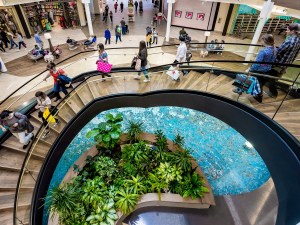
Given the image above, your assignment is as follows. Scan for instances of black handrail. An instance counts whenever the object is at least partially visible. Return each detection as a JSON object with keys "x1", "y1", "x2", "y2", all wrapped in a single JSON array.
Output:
[
  {"x1": 12, "y1": 62, "x2": 300, "y2": 225},
  {"x1": 0, "y1": 42, "x2": 265, "y2": 106},
  {"x1": 31, "y1": 90, "x2": 300, "y2": 225}
]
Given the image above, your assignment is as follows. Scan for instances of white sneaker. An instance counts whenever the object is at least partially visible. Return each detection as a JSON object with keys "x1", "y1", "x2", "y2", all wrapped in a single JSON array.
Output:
[
  {"x1": 143, "y1": 79, "x2": 150, "y2": 82},
  {"x1": 134, "y1": 75, "x2": 141, "y2": 80}
]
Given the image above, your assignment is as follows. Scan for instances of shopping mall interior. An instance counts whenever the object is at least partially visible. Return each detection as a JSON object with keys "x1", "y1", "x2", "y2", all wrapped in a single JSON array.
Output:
[{"x1": 0, "y1": 0, "x2": 299, "y2": 225}]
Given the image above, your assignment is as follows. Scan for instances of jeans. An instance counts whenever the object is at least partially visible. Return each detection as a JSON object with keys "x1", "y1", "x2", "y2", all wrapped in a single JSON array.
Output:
[
  {"x1": 18, "y1": 41, "x2": 26, "y2": 49},
  {"x1": 138, "y1": 66, "x2": 149, "y2": 79},
  {"x1": 10, "y1": 38, "x2": 18, "y2": 49},
  {"x1": 54, "y1": 83, "x2": 68, "y2": 99},
  {"x1": 116, "y1": 35, "x2": 122, "y2": 43},
  {"x1": 122, "y1": 26, "x2": 126, "y2": 35},
  {"x1": 105, "y1": 38, "x2": 111, "y2": 45},
  {"x1": 152, "y1": 37, "x2": 158, "y2": 44},
  {"x1": 12, "y1": 132, "x2": 33, "y2": 145}
]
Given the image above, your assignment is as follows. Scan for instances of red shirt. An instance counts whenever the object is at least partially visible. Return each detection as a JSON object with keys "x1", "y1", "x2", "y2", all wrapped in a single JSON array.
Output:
[{"x1": 50, "y1": 69, "x2": 65, "y2": 84}]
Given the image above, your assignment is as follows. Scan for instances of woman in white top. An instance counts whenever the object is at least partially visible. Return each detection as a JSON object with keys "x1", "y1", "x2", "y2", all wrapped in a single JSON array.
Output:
[
  {"x1": 16, "y1": 32, "x2": 27, "y2": 50},
  {"x1": 35, "y1": 91, "x2": 59, "y2": 138},
  {"x1": 175, "y1": 35, "x2": 187, "y2": 64}
]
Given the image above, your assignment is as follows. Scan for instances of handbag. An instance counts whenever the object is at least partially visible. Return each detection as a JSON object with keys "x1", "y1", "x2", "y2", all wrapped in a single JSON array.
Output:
[
  {"x1": 131, "y1": 56, "x2": 137, "y2": 68},
  {"x1": 135, "y1": 58, "x2": 141, "y2": 71},
  {"x1": 97, "y1": 61, "x2": 112, "y2": 73},
  {"x1": 232, "y1": 74, "x2": 253, "y2": 92},
  {"x1": 43, "y1": 107, "x2": 56, "y2": 123}
]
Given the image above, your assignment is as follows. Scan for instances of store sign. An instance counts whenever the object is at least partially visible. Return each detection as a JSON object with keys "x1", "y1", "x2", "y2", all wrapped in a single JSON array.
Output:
[{"x1": 1, "y1": 0, "x2": 44, "y2": 6}]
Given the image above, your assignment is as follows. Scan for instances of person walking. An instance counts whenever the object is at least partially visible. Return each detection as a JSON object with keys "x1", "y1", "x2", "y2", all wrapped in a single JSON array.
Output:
[
  {"x1": 102, "y1": 11, "x2": 108, "y2": 22},
  {"x1": 139, "y1": 0, "x2": 143, "y2": 12},
  {"x1": 44, "y1": 63, "x2": 69, "y2": 102},
  {"x1": 16, "y1": 32, "x2": 26, "y2": 50},
  {"x1": 104, "y1": 28, "x2": 111, "y2": 45},
  {"x1": 105, "y1": 4, "x2": 109, "y2": 15},
  {"x1": 120, "y1": 18, "x2": 126, "y2": 35},
  {"x1": 120, "y1": 1, "x2": 124, "y2": 12},
  {"x1": 0, "y1": 110, "x2": 34, "y2": 149},
  {"x1": 0, "y1": 40, "x2": 6, "y2": 53},
  {"x1": 7, "y1": 32, "x2": 18, "y2": 49},
  {"x1": 136, "y1": 40, "x2": 150, "y2": 82},
  {"x1": 34, "y1": 31, "x2": 43, "y2": 49},
  {"x1": 114, "y1": 2, "x2": 118, "y2": 13},
  {"x1": 174, "y1": 35, "x2": 187, "y2": 68},
  {"x1": 35, "y1": 91, "x2": 59, "y2": 139},
  {"x1": 152, "y1": 28, "x2": 158, "y2": 45},
  {"x1": 0, "y1": 30, "x2": 9, "y2": 48},
  {"x1": 152, "y1": 13, "x2": 158, "y2": 27},
  {"x1": 97, "y1": 43, "x2": 111, "y2": 80},
  {"x1": 115, "y1": 25, "x2": 122, "y2": 43},
  {"x1": 243, "y1": 34, "x2": 276, "y2": 103},
  {"x1": 109, "y1": 11, "x2": 113, "y2": 23},
  {"x1": 134, "y1": 0, "x2": 138, "y2": 12},
  {"x1": 146, "y1": 32, "x2": 152, "y2": 47}
]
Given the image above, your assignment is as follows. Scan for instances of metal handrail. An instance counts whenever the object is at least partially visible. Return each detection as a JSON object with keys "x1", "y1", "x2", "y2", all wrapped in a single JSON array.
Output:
[
  {"x1": 12, "y1": 62, "x2": 300, "y2": 225},
  {"x1": 1, "y1": 42, "x2": 265, "y2": 106}
]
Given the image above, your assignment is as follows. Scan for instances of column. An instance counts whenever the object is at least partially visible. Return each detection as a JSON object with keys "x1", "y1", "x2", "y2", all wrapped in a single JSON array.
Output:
[
  {"x1": 245, "y1": 0, "x2": 274, "y2": 62},
  {"x1": 165, "y1": 0, "x2": 174, "y2": 42},
  {"x1": 82, "y1": 0, "x2": 94, "y2": 36},
  {"x1": 0, "y1": 57, "x2": 7, "y2": 73},
  {"x1": 77, "y1": 0, "x2": 87, "y2": 26}
]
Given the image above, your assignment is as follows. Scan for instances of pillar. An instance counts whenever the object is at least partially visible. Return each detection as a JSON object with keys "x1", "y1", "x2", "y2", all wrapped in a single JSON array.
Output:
[
  {"x1": 77, "y1": 0, "x2": 87, "y2": 26},
  {"x1": 245, "y1": 0, "x2": 274, "y2": 62},
  {"x1": 82, "y1": 0, "x2": 94, "y2": 36},
  {"x1": 0, "y1": 57, "x2": 7, "y2": 73},
  {"x1": 165, "y1": 0, "x2": 174, "y2": 42}
]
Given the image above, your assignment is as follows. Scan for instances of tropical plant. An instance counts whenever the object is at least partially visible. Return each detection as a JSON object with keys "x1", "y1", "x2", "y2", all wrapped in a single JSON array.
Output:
[
  {"x1": 122, "y1": 141, "x2": 150, "y2": 169},
  {"x1": 173, "y1": 134, "x2": 185, "y2": 148},
  {"x1": 81, "y1": 177, "x2": 107, "y2": 208},
  {"x1": 122, "y1": 161, "x2": 138, "y2": 176},
  {"x1": 86, "y1": 113, "x2": 123, "y2": 151},
  {"x1": 156, "y1": 162, "x2": 183, "y2": 184},
  {"x1": 46, "y1": 183, "x2": 83, "y2": 224},
  {"x1": 147, "y1": 172, "x2": 168, "y2": 200},
  {"x1": 124, "y1": 175, "x2": 147, "y2": 194},
  {"x1": 116, "y1": 187, "x2": 140, "y2": 214},
  {"x1": 86, "y1": 199, "x2": 118, "y2": 225},
  {"x1": 169, "y1": 149, "x2": 193, "y2": 172},
  {"x1": 93, "y1": 156, "x2": 118, "y2": 181},
  {"x1": 126, "y1": 120, "x2": 144, "y2": 143},
  {"x1": 155, "y1": 129, "x2": 168, "y2": 151},
  {"x1": 180, "y1": 172, "x2": 209, "y2": 199}
]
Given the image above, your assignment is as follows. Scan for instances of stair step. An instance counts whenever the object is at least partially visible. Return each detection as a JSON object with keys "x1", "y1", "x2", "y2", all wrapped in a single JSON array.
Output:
[
  {"x1": 0, "y1": 191, "x2": 32, "y2": 211},
  {"x1": 0, "y1": 207, "x2": 29, "y2": 225},
  {"x1": 0, "y1": 171, "x2": 35, "y2": 190},
  {"x1": 75, "y1": 82, "x2": 95, "y2": 104}
]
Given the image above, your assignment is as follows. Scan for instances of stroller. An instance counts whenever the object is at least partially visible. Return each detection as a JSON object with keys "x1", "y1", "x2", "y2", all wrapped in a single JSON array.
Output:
[{"x1": 66, "y1": 37, "x2": 79, "y2": 50}]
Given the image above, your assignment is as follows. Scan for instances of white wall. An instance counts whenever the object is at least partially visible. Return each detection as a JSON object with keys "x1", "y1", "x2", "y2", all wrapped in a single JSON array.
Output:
[
  {"x1": 214, "y1": 3, "x2": 230, "y2": 32},
  {"x1": 171, "y1": 0, "x2": 217, "y2": 30}
]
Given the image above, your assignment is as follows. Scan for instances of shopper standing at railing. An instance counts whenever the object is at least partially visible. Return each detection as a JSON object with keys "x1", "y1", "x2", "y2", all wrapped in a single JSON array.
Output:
[
  {"x1": 43, "y1": 63, "x2": 69, "y2": 102},
  {"x1": 246, "y1": 34, "x2": 276, "y2": 103},
  {"x1": 136, "y1": 40, "x2": 150, "y2": 82},
  {"x1": 0, "y1": 110, "x2": 34, "y2": 149},
  {"x1": 269, "y1": 23, "x2": 300, "y2": 98}
]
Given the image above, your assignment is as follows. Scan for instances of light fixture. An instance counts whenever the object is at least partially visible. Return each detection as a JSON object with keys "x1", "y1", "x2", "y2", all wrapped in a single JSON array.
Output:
[{"x1": 244, "y1": 141, "x2": 253, "y2": 150}]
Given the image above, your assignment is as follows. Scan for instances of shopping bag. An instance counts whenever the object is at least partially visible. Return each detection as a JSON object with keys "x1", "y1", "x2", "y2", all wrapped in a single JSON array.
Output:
[
  {"x1": 131, "y1": 56, "x2": 137, "y2": 68},
  {"x1": 135, "y1": 58, "x2": 141, "y2": 71},
  {"x1": 166, "y1": 66, "x2": 181, "y2": 80},
  {"x1": 43, "y1": 107, "x2": 56, "y2": 123},
  {"x1": 97, "y1": 61, "x2": 113, "y2": 73},
  {"x1": 232, "y1": 74, "x2": 253, "y2": 92}
]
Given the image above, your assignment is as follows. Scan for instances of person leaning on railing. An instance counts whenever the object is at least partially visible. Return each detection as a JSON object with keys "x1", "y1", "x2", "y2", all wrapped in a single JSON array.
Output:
[
  {"x1": 248, "y1": 34, "x2": 276, "y2": 103},
  {"x1": 268, "y1": 23, "x2": 300, "y2": 98}
]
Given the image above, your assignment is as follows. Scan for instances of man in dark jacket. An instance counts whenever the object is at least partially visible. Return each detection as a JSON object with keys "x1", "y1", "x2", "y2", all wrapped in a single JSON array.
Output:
[{"x1": 0, "y1": 30, "x2": 9, "y2": 48}]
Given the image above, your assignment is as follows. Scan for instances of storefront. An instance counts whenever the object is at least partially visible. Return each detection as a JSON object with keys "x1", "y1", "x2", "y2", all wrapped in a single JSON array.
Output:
[
  {"x1": 22, "y1": 0, "x2": 81, "y2": 34},
  {"x1": 0, "y1": 7, "x2": 20, "y2": 34}
]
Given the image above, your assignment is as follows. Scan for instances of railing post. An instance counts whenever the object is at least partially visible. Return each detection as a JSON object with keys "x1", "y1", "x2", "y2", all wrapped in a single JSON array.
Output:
[{"x1": 272, "y1": 72, "x2": 300, "y2": 120}]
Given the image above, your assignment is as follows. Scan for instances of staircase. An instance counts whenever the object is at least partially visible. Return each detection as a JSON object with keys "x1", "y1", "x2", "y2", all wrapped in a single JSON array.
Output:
[{"x1": 0, "y1": 71, "x2": 299, "y2": 225}]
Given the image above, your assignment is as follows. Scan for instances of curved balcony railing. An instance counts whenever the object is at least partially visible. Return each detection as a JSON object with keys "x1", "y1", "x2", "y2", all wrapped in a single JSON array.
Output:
[
  {"x1": 12, "y1": 59, "x2": 300, "y2": 225},
  {"x1": 1, "y1": 43, "x2": 267, "y2": 112}
]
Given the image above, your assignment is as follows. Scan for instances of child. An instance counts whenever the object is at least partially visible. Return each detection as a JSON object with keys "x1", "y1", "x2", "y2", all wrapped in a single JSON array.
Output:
[
  {"x1": 146, "y1": 32, "x2": 152, "y2": 47},
  {"x1": 152, "y1": 28, "x2": 158, "y2": 45}
]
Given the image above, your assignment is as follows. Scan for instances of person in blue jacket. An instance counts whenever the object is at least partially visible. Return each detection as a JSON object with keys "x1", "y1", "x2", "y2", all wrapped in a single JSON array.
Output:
[{"x1": 104, "y1": 28, "x2": 111, "y2": 45}]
